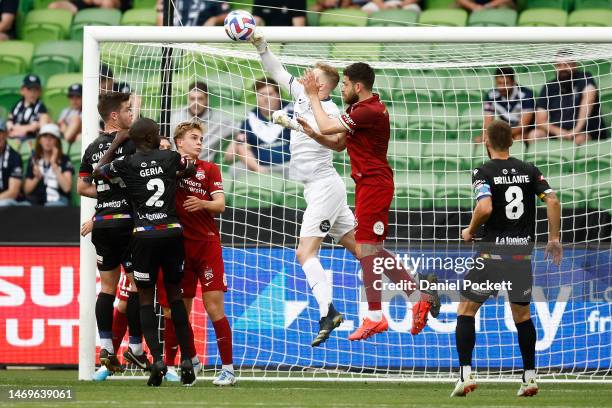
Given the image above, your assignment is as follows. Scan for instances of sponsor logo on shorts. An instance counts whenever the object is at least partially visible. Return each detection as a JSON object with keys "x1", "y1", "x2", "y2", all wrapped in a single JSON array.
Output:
[
  {"x1": 373, "y1": 221, "x2": 385, "y2": 236},
  {"x1": 133, "y1": 271, "x2": 150, "y2": 281},
  {"x1": 319, "y1": 220, "x2": 331, "y2": 233},
  {"x1": 204, "y1": 267, "x2": 213, "y2": 282}
]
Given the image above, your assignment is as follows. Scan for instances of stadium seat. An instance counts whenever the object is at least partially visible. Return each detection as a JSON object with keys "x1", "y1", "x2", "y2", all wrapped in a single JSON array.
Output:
[
  {"x1": 425, "y1": 0, "x2": 456, "y2": 8},
  {"x1": 280, "y1": 180, "x2": 307, "y2": 209},
  {"x1": 333, "y1": 151, "x2": 351, "y2": 176},
  {"x1": 367, "y1": 9, "x2": 419, "y2": 26},
  {"x1": 388, "y1": 141, "x2": 423, "y2": 171},
  {"x1": 33, "y1": 0, "x2": 55, "y2": 8},
  {"x1": 0, "y1": 41, "x2": 34, "y2": 76},
  {"x1": 282, "y1": 43, "x2": 332, "y2": 59},
  {"x1": 518, "y1": 8, "x2": 568, "y2": 26},
  {"x1": 0, "y1": 75, "x2": 24, "y2": 113},
  {"x1": 331, "y1": 43, "x2": 381, "y2": 61},
  {"x1": 527, "y1": 0, "x2": 572, "y2": 9},
  {"x1": 568, "y1": 9, "x2": 612, "y2": 26},
  {"x1": 589, "y1": 180, "x2": 611, "y2": 210},
  {"x1": 548, "y1": 174, "x2": 589, "y2": 208},
  {"x1": 100, "y1": 43, "x2": 134, "y2": 72},
  {"x1": 407, "y1": 106, "x2": 458, "y2": 141},
  {"x1": 393, "y1": 172, "x2": 437, "y2": 209},
  {"x1": 435, "y1": 172, "x2": 473, "y2": 209},
  {"x1": 232, "y1": 172, "x2": 283, "y2": 208},
  {"x1": 121, "y1": 9, "x2": 157, "y2": 26},
  {"x1": 574, "y1": 139, "x2": 612, "y2": 174},
  {"x1": 456, "y1": 107, "x2": 484, "y2": 140},
  {"x1": 573, "y1": 0, "x2": 612, "y2": 9},
  {"x1": 132, "y1": 0, "x2": 157, "y2": 8},
  {"x1": 419, "y1": 9, "x2": 468, "y2": 27},
  {"x1": 319, "y1": 8, "x2": 368, "y2": 26},
  {"x1": 421, "y1": 142, "x2": 474, "y2": 172},
  {"x1": 524, "y1": 139, "x2": 576, "y2": 175},
  {"x1": 43, "y1": 73, "x2": 83, "y2": 120},
  {"x1": 468, "y1": 8, "x2": 518, "y2": 27},
  {"x1": 373, "y1": 71, "x2": 397, "y2": 103},
  {"x1": 23, "y1": 9, "x2": 73, "y2": 44},
  {"x1": 31, "y1": 41, "x2": 82, "y2": 82},
  {"x1": 16, "y1": 0, "x2": 34, "y2": 39},
  {"x1": 71, "y1": 9, "x2": 123, "y2": 41},
  {"x1": 515, "y1": 70, "x2": 551, "y2": 93},
  {"x1": 394, "y1": 72, "x2": 446, "y2": 106},
  {"x1": 444, "y1": 74, "x2": 493, "y2": 108}
]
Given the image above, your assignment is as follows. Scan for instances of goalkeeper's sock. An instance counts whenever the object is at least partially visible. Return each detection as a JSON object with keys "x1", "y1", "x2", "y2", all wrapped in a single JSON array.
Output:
[
  {"x1": 516, "y1": 318, "x2": 536, "y2": 372},
  {"x1": 303, "y1": 257, "x2": 331, "y2": 318},
  {"x1": 96, "y1": 292, "x2": 115, "y2": 353},
  {"x1": 164, "y1": 317, "x2": 178, "y2": 366},
  {"x1": 378, "y1": 249, "x2": 418, "y2": 298},
  {"x1": 359, "y1": 254, "x2": 382, "y2": 319},
  {"x1": 456, "y1": 315, "x2": 476, "y2": 370},
  {"x1": 523, "y1": 369, "x2": 536, "y2": 383},
  {"x1": 460, "y1": 365, "x2": 472, "y2": 382},
  {"x1": 213, "y1": 317, "x2": 234, "y2": 366},
  {"x1": 140, "y1": 304, "x2": 162, "y2": 362},
  {"x1": 111, "y1": 308, "x2": 128, "y2": 353}
]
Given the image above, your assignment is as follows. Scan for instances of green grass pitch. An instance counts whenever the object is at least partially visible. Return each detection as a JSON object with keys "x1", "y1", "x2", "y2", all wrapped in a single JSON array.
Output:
[{"x1": 0, "y1": 370, "x2": 610, "y2": 408}]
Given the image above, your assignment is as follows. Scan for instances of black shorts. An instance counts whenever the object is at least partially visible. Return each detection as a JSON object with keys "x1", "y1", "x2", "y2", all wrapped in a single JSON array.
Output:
[
  {"x1": 130, "y1": 233, "x2": 184, "y2": 289},
  {"x1": 91, "y1": 225, "x2": 133, "y2": 272},
  {"x1": 460, "y1": 256, "x2": 533, "y2": 304}
]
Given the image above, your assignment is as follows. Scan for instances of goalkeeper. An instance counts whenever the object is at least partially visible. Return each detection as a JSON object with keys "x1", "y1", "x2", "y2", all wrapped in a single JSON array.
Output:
[{"x1": 250, "y1": 30, "x2": 357, "y2": 347}]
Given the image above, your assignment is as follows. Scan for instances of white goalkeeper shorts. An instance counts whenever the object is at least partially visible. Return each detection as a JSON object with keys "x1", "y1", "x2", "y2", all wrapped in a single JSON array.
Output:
[{"x1": 300, "y1": 174, "x2": 355, "y2": 242}]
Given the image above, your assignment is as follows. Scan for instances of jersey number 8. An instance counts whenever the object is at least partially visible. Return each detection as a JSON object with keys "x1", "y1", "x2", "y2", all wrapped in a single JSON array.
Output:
[{"x1": 505, "y1": 185, "x2": 524, "y2": 220}]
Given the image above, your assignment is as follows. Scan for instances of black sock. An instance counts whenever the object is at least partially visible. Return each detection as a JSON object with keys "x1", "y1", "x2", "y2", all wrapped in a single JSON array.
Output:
[
  {"x1": 127, "y1": 292, "x2": 142, "y2": 339},
  {"x1": 140, "y1": 304, "x2": 162, "y2": 362},
  {"x1": 516, "y1": 319, "x2": 536, "y2": 372},
  {"x1": 95, "y1": 292, "x2": 115, "y2": 338},
  {"x1": 456, "y1": 315, "x2": 476, "y2": 377},
  {"x1": 170, "y1": 300, "x2": 193, "y2": 361}
]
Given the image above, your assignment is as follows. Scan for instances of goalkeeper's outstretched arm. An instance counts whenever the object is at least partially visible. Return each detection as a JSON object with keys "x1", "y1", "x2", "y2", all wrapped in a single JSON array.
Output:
[{"x1": 251, "y1": 29, "x2": 301, "y2": 97}]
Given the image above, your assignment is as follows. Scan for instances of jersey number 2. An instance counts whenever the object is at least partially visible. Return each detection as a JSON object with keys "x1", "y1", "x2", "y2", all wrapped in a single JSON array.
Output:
[
  {"x1": 505, "y1": 185, "x2": 524, "y2": 220},
  {"x1": 146, "y1": 178, "x2": 165, "y2": 208}
]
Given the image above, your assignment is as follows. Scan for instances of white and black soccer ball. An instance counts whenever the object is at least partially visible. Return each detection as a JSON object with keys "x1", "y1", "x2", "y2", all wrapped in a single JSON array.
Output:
[{"x1": 224, "y1": 10, "x2": 256, "y2": 42}]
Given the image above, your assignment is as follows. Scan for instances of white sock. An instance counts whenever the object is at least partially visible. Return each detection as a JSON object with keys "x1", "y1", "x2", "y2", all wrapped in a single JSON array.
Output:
[
  {"x1": 192, "y1": 356, "x2": 200, "y2": 365},
  {"x1": 366, "y1": 310, "x2": 383, "y2": 322},
  {"x1": 303, "y1": 257, "x2": 331, "y2": 318},
  {"x1": 461, "y1": 365, "x2": 472, "y2": 381},
  {"x1": 100, "y1": 339, "x2": 114, "y2": 354},
  {"x1": 129, "y1": 341, "x2": 143, "y2": 356},
  {"x1": 523, "y1": 369, "x2": 536, "y2": 382},
  {"x1": 222, "y1": 364, "x2": 234, "y2": 373}
]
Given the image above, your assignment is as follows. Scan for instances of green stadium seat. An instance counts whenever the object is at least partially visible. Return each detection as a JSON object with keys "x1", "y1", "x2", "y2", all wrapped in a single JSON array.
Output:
[
  {"x1": 394, "y1": 72, "x2": 446, "y2": 106},
  {"x1": 33, "y1": 0, "x2": 55, "y2": 8},
  {"x1": 527, "y1": 0, "x2": 572, "y2": 9},
  {"x1": 319, "y1": 8, "x2": 368, "y2": 26},
  {"x1": 470, "y1": 141, "x2": 528, "y2": 168},
  {"x1": 518, "y1": 8, "x2": 568, "y2": 26},
  {"x1": 68, "y1": 140, "x2": 81, "y2": 163},
  {"x1": 435, "y1": 172, "x2": 474, "y2": 209},
  {"x1": 548, "y1": 174, "x2": 589, "y2": 208},
  {"x1": 515, "y1": 70, "x2": 551, "y2": 93},
  {"x1": 71, "y1": 9, "x2": 122, "y2": 41},
  {"x1": 43, "y1": 73, "x2": 82, "y2": 120},
  {"x1": 574, "y1": 139, "x2": 612, "y2": 173},
  {"x1": 468, "y1": 8, "x2": 518, "y2": 27},
  {"x1": 32, "y1": 41, "x2": 82, "y2": 82},
  {"x1": 282, "y1": 43, "x2": 332, "y2": 59},
  {"x1": 421, "y1": 141, "x2": 474, "y2": 172},
  {"x1": 121, "y1": 9, "x2": 157, "y2": 26},
  {"x1": 456, "y1": 107, "x2": 484, "y2": 140},
  {"x1": 381, "y1": 43, "x2": 432, "y2": 63},
  {"x1": 23, "y1": 9, "x2": 73, "y2": 44},
  {"x1": 589, "y1": 178, "x2": 611, "y2": 210},
  {"x1": 419, "y1": 9, "x2": 468, "y2": 26},
  {"x1": 524, "y1": 139, "x2": 576, "y2": 175},
  {"x1": 331, "y1": 43, "x2": 381, "y2": 61},
  {"x1": 132, "y1": 0, "x2": 157, "y2": 8},
  {"x1": 200, "y1": 71, "x2": 246, "y2": 107},
  {"x1": 333, "y1": 151, "x2": 351, "y2": 176},
  {"x1": 0, "y1": 41, "x2": 34, "y2": 76},
  {"x1": 393, "y1": 172, "x2": 436, "y2": 209},
  {"x1": 0, "y1": 75, "x2": 24, "y2": 113},
  {"x1": 280, "y1": 180, "x2": 307, "y2": 209},
  {"x1": 373, "y1": 71, "x2": 397, "y2": 103},
  {"x1": 368, "y1": 9, "x2": 419, "y2": 26},
  {"x1": 388, "y1": 140, "x2": 423, "y2": 171},
  {"x1": 573, "y1": 0, "x2": 612, "y2": 9},
  {"x1": 16, "y1": 0, "x2": 34, "y2": 39},
  {"x1": 444, "y1": 75, "x2": 493, "y2": 108},
  {"x1": 406, "y1": 106, "x2": 458, "y2": 141},
  {"x1": 568, "y1": 9, "x2": 612, "y2": 26},
  {"x1": 231, "y1": 172, "x2": 282, "y2": 208},
  {"x1": 425, "y1": 0, "x2": 456, "y2": 8}
]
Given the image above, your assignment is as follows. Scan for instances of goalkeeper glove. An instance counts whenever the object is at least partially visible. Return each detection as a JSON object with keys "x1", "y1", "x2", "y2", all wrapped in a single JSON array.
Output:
[
  {"x1": 272, "y1": 110, "x2": 304, "y2": 133},
  {"x1": 249, "y1": 28, "x2": 268, "y2": 54}
]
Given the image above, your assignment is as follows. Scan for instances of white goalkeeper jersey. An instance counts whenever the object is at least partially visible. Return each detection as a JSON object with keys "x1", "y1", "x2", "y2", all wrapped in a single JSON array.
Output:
[{"x1": 286, "y1": 77, "x2": 340, "y2": 183}]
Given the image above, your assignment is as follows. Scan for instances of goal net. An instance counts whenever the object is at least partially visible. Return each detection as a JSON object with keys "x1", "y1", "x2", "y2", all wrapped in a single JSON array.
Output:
[{"x1": 80, "y1": 27, "x2": 612, "y2": 381}]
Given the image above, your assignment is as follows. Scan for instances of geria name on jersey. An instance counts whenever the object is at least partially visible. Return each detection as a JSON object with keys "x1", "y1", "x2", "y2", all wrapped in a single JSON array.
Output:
[{"x1": 139, "y1": 166, "x2": 164, "y2": 177}]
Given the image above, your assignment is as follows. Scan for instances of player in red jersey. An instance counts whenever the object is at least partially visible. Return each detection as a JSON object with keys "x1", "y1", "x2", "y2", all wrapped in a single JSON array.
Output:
[
  {"x1": 165, "y1": 121, "x2": 236, "y2": 386},
  {"x1": 299, "y1": 63, "x2": 440, "y2": 339}
]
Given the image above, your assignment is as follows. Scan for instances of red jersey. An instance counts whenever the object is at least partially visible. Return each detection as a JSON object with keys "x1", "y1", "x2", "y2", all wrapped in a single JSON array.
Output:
[
  {"x1": 339, "y1": 94, "x2": 393, "y2": 186},
  {"x1": 176, "y1": 159, "x2": 224, "y2": 241}
]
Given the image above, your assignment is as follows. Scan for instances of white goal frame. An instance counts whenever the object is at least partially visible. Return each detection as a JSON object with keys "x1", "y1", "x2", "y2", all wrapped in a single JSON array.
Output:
[{"x1": 78, "y1": 26, "x2": 612, "y2": 381}]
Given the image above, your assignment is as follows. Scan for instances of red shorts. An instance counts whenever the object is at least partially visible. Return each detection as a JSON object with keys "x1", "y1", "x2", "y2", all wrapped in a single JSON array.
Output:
[
  {"x1": 354, "y1": 182, "x2": 394, "y2": 243},
  {"x1": 156, "y1": 240, "x2": 226, "y2": 308},
  {"x1": 116, "y1": 273, "x2": 135, "y2": 302}
]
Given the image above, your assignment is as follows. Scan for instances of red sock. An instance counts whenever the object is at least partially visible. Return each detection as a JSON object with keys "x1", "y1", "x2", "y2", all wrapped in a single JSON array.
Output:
[
  {"x1": 360, "y1": 254, "x2": 381, "y2": 311},
  {"x1": 212, "y1": 317, "x2": 233, "y2": 365},
  {"x1": 379, "y1": 249, "x2": 418, "y2": 298},
  {"x1": 164, "y1": 318, "x2": 178, "y2": 366},
  {"x1": 112, "y1": 309, "x2": 128, "y2": 354}
]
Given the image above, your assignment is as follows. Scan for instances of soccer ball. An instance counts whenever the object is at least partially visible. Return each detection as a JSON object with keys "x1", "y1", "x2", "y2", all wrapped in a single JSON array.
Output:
[{"x1": 224, "y1": 10, "x2": 256, "y2": 42}]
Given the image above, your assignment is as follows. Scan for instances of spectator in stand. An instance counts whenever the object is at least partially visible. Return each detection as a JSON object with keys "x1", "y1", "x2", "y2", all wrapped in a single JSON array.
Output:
[
  {"x1": 156, "y1": 0, "x2": 229, "y2": 26},
  {"x1": 23, "y1": 124, "x2": 74, "y2": 206},
  {"x1": 7, "y1": 74, "x2": 50, "y2": 142},
  {"x1": 0, "y1": 0, "x2": 17, "y2": 41},
  {"x1": 252, "y1": 0, "x2": 306, "y2": 26},
  {"x1": 476, "y1": 67, "x2": 534, "y2": 143},
  {"x1": 224, "y1": 78, "x2": 292, "y2": 177},
  {"x1": 529, "y1": 51, "x2": 610, "y2": 145},
  {"x1": 169, "y1": 81, "x2": 235, "y2": 162},
  {"x1": 0, "y1": 119, "x2": 24, "y2": 206},
  {"x1": 49, "y1": 0, "x2": 131, "y2": 15},
  {"x1": 344, "y1": 0, "x2": 422, "y2": 14},
  {"x1": 457, "y1": 0, "x2": 514, "y2": 12},
  {"x1": 58, "y1": 83, "x2": 82, "y2": 144}
]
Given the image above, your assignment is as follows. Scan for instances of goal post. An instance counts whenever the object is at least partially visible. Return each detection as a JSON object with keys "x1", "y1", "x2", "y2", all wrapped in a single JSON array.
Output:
[{"x1": 79, "y1": 26, "x2": 612, "y2": 381}]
